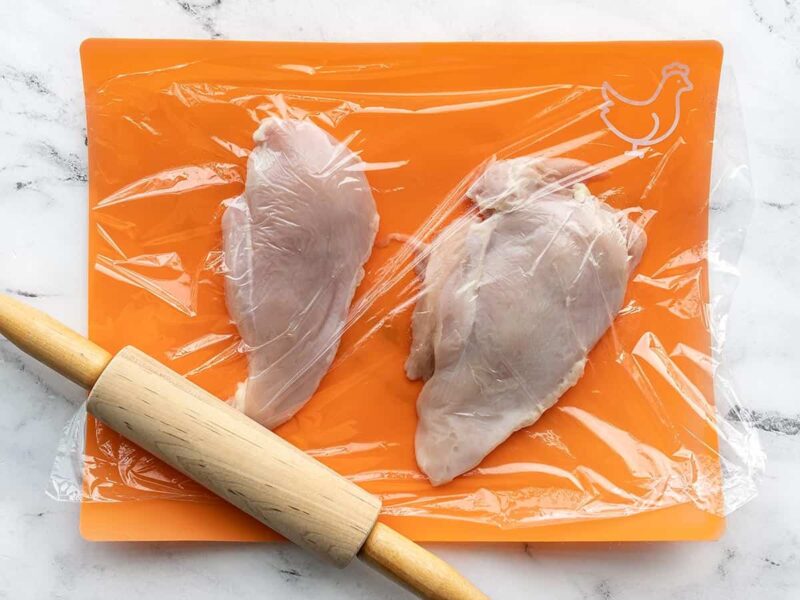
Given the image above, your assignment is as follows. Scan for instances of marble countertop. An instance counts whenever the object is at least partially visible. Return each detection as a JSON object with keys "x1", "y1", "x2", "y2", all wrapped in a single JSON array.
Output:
[{"x1": 1, "y1": 1, "x2": 798, "y2": 598}]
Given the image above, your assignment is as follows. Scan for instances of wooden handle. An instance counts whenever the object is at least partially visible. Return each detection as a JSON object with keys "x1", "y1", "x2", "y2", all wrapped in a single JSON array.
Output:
[
  {"x1": 0, "y1": 293, "x2": 111, "y2": 388},
  {"x1": 360, "y1": 523, "x2": 489, "y2": 600},
  {"x1": 0, "y1": 293, "x2": 488, "y2": 597}
]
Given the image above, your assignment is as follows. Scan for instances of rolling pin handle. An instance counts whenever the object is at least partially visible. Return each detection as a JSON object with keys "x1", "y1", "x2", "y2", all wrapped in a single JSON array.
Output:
[{"x1": 0, "y1": 293, "x2": 111, "y2": 388}]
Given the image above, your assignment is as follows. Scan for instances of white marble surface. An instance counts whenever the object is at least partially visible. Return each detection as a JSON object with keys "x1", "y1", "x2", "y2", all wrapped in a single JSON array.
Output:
[{"x1": 0, "y1": 0, "x2": 798, "y2": 598}]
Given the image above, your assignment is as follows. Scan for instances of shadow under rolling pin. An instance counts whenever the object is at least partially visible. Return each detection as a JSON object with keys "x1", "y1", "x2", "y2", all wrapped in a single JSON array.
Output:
[{"x1": 0, "y1": 293, "x2": 488, "y2": 600}]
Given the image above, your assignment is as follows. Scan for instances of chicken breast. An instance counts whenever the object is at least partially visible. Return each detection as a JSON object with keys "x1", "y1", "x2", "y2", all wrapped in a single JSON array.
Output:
[
  {"x1": 407, "y1": 156, "x2": 646, "y2": 485},
  {"x1": 223, "y1": 118, "x2": 378, "y2": 429}
]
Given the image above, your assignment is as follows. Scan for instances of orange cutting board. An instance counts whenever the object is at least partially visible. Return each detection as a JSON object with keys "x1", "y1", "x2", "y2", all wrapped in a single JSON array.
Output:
[{"x1": 80, "y1": 39, "x2": 725, "y2": 542}]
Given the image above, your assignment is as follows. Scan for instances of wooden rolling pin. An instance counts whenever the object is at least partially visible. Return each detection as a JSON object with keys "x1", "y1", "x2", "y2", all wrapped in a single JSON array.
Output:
[{"x1": 0, "y1": 293, "x2": 487, "y2": 600}]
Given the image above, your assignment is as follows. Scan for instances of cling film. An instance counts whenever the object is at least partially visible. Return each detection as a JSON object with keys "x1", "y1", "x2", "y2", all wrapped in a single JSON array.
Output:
[{"x1": 48, "y1": 39, "x2": 762, "y2": 542}]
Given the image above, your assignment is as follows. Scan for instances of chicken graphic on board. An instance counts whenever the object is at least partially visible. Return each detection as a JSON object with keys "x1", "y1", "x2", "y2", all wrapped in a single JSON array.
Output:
[{"x1": 600, "y1": 63, "x2": 693, "y2": 154}]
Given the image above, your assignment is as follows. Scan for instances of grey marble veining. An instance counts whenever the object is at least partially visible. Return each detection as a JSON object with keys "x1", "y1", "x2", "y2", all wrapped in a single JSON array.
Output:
[{"x1": 1, "y1": 0, "x2": 799, "y2": 598}]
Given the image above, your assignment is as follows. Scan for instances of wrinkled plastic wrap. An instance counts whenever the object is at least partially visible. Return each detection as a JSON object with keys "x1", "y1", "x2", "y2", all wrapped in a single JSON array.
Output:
[{"x1": 51, "y1": 40, "x2": 763, "y2": 542}]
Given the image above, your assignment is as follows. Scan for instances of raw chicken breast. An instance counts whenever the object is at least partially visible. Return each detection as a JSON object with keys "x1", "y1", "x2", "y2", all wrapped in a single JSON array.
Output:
[
  {"x1": 407, "y1": 156, "x2": 646, "y2": 485},
  {"x1": 223, "y1": 118, "x2": 378, "y2": 429}
]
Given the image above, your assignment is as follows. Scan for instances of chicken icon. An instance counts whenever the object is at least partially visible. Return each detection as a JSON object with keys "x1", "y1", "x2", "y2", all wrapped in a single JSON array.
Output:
[{"x1": 600, "y1": 62, "x2": 693, "y2": 154}]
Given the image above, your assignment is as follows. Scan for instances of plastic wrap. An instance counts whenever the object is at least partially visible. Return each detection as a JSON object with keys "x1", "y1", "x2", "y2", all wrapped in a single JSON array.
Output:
[{"x1": 50, "y1": 39, "x2": 762, "y2": 542}]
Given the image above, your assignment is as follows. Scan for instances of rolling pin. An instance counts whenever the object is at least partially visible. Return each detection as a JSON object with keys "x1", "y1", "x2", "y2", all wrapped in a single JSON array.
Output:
[{"x1": 0, "y1": 293, "x2": 487, "y2": 600}]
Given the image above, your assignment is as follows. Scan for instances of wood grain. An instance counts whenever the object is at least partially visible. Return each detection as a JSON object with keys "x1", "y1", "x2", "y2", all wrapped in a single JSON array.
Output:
[
  {"x1": 360, "y1": 522, "x2": 489, "y2": 600},
  {"x1": 0, "y1": 293, "x2": 111, "y2": 388},
  {"x1": 87, "y1": 346, "x2": 382, "y2": 567},
  {"x1": 0, "y1": 296, "x2": 488, "y2": 596}
]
